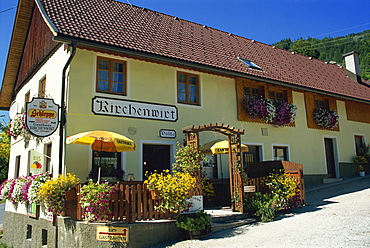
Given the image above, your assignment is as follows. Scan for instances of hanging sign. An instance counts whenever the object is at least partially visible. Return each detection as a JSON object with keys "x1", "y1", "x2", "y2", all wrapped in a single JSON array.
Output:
[
  {"x1": 25, "y1": 98, "x2": 59, "y2": 137},
  {"x1": 29, "y1": 150, "x2": 45, "y2": 175},
  {"x1": 96, "y1": 226, "x2": 129, "y2": 242}
]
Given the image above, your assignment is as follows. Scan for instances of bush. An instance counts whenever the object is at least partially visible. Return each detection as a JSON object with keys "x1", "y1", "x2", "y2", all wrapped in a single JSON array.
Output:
[
  {"x1": 247, "y1": 193, "x2": 279, "y2": 222},
  {"x1": 176, "y1": 211, "x2": 211, "y2": 231}
]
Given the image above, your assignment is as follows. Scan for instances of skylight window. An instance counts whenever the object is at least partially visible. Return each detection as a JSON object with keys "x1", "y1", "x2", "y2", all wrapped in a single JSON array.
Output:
[{"x1": 237, "y1": 57, "x2": 262, "y2": 70}]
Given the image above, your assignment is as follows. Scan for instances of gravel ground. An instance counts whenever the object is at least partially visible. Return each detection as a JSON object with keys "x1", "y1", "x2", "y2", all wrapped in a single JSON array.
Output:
[{"x1": 162, "y1": 176, "x2": 370, "y2": 248}]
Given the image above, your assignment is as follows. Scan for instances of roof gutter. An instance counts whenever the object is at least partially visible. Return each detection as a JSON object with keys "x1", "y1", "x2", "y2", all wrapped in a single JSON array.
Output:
[
  {"x1": 53, "y1": 35, "x2": 370, "y2": 105},
  {"x1": 59, "y1": 41, "x2": 77, "y2": 175}
]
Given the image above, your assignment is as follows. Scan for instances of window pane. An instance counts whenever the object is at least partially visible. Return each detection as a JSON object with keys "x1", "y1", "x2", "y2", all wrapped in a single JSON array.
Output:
[
  {"x1": 113, "y1": 62, "x2": 123, "y2": 72},
  {"x1": 189, "y1": 85, "x2": 197, "y2": 94},
  {"x1": 189, "y1": 76, "x2": 197, "y2": 85},
  {"x1": 98, "y1": 81, "x2": 109, "y2": 91},
  {"x1": 178, "y1": 83, "x2": 186, "y2": 93},
  {"x1": 113, "y1": 72, "x2": 123, "y2": 82},
  {"x1": 112, "y1": 83, "x2": 123, "y2": 93},
  {"x1": 178, "y1": 74, "x2": 186, "y2": 83},
  {"x1": 178, "y1": 92, "x2": 186, "y2": 102},
  {"x1": 98, "y1": 59, "x2": 109, "y2": 70},
  {"x1": 98, "y1": 70, "x2": 109, "y2": 80},
  {"x1": 189, "y1": 94, "x2": 197, "y2": 103}
]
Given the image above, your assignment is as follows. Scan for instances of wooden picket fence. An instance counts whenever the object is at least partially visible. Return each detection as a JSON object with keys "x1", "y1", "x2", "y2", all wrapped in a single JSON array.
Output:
[
  {"x1": 243, "y1": 161, "x2": 306, "y2": 206},
  {"x1": 64, "y1": 181, "x2": 201, "y2": 223}
]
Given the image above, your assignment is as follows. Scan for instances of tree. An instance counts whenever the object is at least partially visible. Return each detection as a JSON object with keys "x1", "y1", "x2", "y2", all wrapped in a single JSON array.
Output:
[
  {"x1": 0, "y1": 120, "x2": 10, "y2": 183},
  {"x1": 290, "y1": 39, "x2": 320, "y2": 59}
]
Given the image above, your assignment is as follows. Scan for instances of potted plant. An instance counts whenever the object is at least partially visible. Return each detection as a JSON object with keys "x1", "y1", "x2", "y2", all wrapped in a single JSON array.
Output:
[
  {"x1": 144, "y1": 169, "x2": 196, "y2": 212},
  {"x1": 175, "y1": 210, "x2": 212, "y2": 239},
  {"x1": 353, "y1": 156, "x2": 367, "y2": 177}
]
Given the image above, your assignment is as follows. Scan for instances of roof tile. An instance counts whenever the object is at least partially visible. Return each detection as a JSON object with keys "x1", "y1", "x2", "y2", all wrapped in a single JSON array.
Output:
[{"x1": 39, "y1": 0, "x2": 370, "y2": 101}]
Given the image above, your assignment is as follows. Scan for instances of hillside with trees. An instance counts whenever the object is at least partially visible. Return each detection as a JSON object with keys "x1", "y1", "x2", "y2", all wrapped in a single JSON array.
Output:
[{"x1": 272, "y1": 30, "x2": 370, "y2": 80}]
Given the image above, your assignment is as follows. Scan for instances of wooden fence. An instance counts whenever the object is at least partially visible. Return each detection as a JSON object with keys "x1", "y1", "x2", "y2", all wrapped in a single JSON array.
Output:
[
  {"x1": 243, "y1": 161, "x2": 306, "y2": 206},
  {"x1": 64, "y1": 181, "x2": 201, "y2": 223}
]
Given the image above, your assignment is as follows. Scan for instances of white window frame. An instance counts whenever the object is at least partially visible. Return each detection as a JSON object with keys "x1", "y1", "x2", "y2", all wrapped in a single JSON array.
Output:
[{"x1": 272, "y1": 143, "x2": 290, "y2": 161}]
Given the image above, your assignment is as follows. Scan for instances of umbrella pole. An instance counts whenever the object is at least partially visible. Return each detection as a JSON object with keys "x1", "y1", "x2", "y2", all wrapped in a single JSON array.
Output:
[
  {"x1": 98, "y1": 167, "x2": 101, "y2": 184},
  {"x1": 220, "y1": 154, "x2": 223, "y2": 181}
]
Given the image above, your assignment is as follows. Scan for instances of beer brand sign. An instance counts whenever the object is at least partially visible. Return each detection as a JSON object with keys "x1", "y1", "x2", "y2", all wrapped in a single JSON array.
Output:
[{"x1": 26, "y1": 98, "x2": 59, "y2": 137}]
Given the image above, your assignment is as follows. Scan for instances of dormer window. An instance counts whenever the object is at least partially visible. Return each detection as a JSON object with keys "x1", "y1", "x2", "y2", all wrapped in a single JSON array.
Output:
[{"x1": 237, "y1": 57, "x2": 262, "y2": 70}]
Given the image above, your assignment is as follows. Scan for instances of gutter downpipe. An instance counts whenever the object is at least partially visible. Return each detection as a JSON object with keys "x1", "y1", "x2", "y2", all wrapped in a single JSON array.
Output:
[{"x1": 59, "y1": 41, "x2": 77, "y2": 175}]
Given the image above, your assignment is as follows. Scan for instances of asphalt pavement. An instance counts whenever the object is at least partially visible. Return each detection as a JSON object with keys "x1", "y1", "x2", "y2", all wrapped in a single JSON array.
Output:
[{"x1": 164, "y1": 175, "x2": 370, "y2": 248}]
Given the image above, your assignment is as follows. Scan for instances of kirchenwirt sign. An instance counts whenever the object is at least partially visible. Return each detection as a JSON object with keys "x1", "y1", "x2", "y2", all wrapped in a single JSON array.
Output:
[
  {"x1": 25, "y1": 98, "x2": 59, "y2": 137},
  {"x1": 92, "y1": 97, "x2": 178, "y2": 122}
]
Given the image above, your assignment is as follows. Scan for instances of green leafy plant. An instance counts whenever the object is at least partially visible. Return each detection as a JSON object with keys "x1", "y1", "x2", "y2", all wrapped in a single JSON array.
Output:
[
  {"x1": 173, "y1": 143, "x2": 202, "y2": 176},
  {"x1": 264, "y1": 170, "x2": 301, "y2": 209},
  {"x1": 37, "y1": 173, "x2": 80, "y2": 215},
  {"x1": 144, "y1": 170, "x2": 196, "y2": 212},
  {"x1": 353, "y1": 156, "x2": 367, "y2": 171},
  {"x1": 176, "y1": 210, "x2": 211, "y2": 231},
  {"x1": 247, "y1": 192, "x2": 279, "y2": 222},
  {"x1": 201, "y1": 178, "x2": 215, "y2": 202},
  {"x1": 79, "y1": 180, "x2": 118, "y2": 222}
]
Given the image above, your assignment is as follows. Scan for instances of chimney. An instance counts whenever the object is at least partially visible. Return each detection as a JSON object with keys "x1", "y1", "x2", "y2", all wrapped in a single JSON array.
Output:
[{"x1": 343, "y1": 51, "x2": 361, "y2": 82}]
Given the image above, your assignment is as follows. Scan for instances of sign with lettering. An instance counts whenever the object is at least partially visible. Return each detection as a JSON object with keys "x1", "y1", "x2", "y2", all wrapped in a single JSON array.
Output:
[
  {"x1": 159, "y1": 129, "x2": 176, "y2": 138},
  {"x1": 29, "y1": 150, "x2": 45, "y2": 175},
  {"x1": 92, "y1": 97, "x2": 178, "y2": 122},
  {"x1": 96, "y1": 226, "x2": 129, "y2": 242},
  {"x1": 25, "y1": 98, "x2": 59, "y2": 137},
  {"x1": 244, "y1": 186, "x2": 256, "y2": 193}
]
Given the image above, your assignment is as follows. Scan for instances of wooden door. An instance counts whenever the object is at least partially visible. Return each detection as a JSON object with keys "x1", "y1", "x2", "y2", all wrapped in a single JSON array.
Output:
[{"x1": 324, "y1": 138, "x2": 336, "y2": 178}]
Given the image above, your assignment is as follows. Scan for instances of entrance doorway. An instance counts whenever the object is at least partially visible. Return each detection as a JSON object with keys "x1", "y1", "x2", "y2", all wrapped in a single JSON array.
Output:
[
  {"x1": 324, "y1": 138, "x2": 336, "y2": 178},
  {"x1": 142, "y1": 144, "x2": 171, "y2": 179}
]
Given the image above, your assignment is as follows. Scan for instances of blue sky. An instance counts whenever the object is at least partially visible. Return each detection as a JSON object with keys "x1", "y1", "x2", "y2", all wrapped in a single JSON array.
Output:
[{"x1": 1, "y1": 0, "x2": 370, "y2": 118}]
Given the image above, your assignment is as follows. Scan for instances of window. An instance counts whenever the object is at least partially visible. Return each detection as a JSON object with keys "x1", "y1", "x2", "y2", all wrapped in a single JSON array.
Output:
[
  {"x1": 45, "y1": 143, "x2": 52, "y2": 173},
  {"x1": 269, "y1": 90, "x2": 287, "y2": 103},
  {"x1": 15, "y1": 155, "x2": 21, "y2": 178},
  {"x1": 25, "y1": 91, "x2": 30, "y2": 109},
  {"x1": 38, "y1": 77, "x2": 46, "y2": 98},
  {"x1": 354, "y1": 135, "x2": 366, "y2": 156},
  {"x1": 243, "y1": 145, "x2": 261, "y2": 166},
  {"x1": 177, "y1": 72, "x2": 200, "y2": 105},
  {"x1": 244, "y1": 85, "x2": 264, "y2": 99},
  {"x1": 91, "y1": 151, "x2": 124, "y2": 180},
  {"x1": 273, "y1": 146, "x2": 288, "y2": 161},
  {"x1": 315, "y1": 97, "x2": 329, "y2": 109},
  {"x1": 97, "y1": 57, "x2": 126, "y2": 95},
  {"x1": 237, "y1": 57, "x2": 262, "y2": 70}
]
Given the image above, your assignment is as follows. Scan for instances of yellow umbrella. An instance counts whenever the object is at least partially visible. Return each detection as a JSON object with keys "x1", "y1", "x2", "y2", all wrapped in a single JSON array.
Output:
[
  {"x1": 66, "y1": 130, "x2": 135, "y2": 152},
  {"x1": 200, "y1": 140, "x2": 248, "y2": 155}
]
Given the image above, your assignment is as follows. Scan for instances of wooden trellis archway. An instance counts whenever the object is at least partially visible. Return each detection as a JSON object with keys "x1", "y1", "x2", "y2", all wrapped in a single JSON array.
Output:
[{"x1": 182, "y1": 123, "x2": 245, "y2": 212}]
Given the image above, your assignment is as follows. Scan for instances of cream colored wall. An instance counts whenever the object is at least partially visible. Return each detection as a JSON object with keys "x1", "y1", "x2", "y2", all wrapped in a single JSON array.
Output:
[
  {"x1": 65, "y1": 48, "x2": 370, "y2": 181},
  {"x1": 7, "y1": 46, "x2": 71, "y2": 214}
]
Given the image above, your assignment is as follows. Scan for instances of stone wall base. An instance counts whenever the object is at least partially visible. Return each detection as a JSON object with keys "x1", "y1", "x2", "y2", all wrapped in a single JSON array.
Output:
[{"x1": 3, "y1": 211, "x2": 185, "y2": 248}]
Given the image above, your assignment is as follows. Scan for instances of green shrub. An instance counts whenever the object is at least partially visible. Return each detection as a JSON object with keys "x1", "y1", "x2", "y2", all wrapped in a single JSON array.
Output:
[
  {"x1": 176, "y1": 211, "x2": 211, "y2": 231},
  {"x1": 247, "y1": 192, "x2": 279, "y2": 222}
]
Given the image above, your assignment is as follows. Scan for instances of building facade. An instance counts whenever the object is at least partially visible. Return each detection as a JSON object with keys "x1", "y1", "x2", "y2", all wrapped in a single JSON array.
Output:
[{"x1": 1, "y1": 0, "x2": 370, "y2": 198}]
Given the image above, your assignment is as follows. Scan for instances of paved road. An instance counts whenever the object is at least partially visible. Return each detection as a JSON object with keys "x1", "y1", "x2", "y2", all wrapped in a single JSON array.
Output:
[{"x1": 163, "y1": 176, "x2": 370, "y2": 248}]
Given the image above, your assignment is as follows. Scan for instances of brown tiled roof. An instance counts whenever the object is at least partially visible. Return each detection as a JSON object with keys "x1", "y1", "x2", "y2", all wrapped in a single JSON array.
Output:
[{"x1": 39, "y1": 0, "x2": 370, "y2": 101}]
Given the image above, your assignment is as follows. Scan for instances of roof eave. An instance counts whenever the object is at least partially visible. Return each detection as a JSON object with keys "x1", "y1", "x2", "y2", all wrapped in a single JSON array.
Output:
[{"x1": 0, "y1": 0, "x2": 36, "y2": 110}]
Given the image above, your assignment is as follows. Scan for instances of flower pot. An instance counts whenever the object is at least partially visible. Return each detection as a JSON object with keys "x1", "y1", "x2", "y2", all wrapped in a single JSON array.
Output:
[
  {"x1": 188, "y1": 225, "x2": 212, "y2": 239},
  {"x1": 359, "y1": 171, "x2": 365, "y2": 177},
  {"x1": 150, "y1": 190, "x2": 161, "y2": 200}
]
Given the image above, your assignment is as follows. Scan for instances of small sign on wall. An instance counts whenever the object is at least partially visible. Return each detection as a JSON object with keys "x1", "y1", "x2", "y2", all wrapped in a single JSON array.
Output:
[
  {"x1": 159, "y1": 129, "x2": 176, "y2": 138},
  {"x1": 244, "y1": 186, "x2": 256, "y2": 193},
  {"x1": 96, "y1": 226, "x2": 129, "y2": 243}
]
